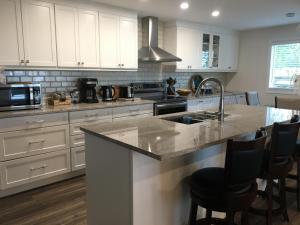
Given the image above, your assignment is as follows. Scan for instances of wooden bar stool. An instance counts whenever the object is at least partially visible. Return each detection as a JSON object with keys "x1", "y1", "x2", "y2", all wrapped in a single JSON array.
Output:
[
  {"x1": 250, "y1": 118, "x2": 300, "y2": 225},
  {"x1": 188, "y1": 131, "x2": 267, "y2": 225}
]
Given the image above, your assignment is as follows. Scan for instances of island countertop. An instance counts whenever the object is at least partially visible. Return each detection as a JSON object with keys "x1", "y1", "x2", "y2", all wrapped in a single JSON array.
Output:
[{"x1": 81, "y1": 105, "x2": 298, "y2": 161}]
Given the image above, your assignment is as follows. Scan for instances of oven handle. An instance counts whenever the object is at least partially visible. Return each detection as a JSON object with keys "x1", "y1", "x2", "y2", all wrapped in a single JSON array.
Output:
[{"x1": 155, "y1": 102, "x2": 187, "y2": 109}]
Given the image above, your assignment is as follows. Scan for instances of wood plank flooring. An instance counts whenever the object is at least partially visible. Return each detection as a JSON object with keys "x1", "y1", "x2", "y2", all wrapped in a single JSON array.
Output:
[{"x1": 0, "y1": 175, "x2": 300, "y2": 225}]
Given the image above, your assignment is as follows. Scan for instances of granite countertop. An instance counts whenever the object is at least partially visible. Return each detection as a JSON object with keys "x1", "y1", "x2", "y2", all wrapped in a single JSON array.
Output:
[
  {"x1": 187, "y1": 91, "x2": 245, "y2": 100},
  {"x1": 81, "y1": 105, "x2": 299, "y2": 161},
  {"x1": 0, "y1": 99, "x2": 154, "y2": 119}
]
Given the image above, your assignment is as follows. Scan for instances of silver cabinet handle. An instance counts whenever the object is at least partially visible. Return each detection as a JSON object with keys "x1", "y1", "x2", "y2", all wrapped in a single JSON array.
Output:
[
  {"x1": 20, "y1": 59, "x2": 25, "y2": 64},
  {"x1": 26, "y1": 120, "x2": 45, "y2": 124},
  {"x1": 28, "y1": 139, "x2": 46, "y2": 144},
  {"x1": 30, "y1": 164, "x2": 47, "y2": 171}
]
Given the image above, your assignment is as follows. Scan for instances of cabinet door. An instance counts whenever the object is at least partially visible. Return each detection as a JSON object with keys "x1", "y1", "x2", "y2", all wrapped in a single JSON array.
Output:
[
  {"x1": 177, "y1": 27, "x2": 201, "y2": 70},
  {"x1": 55, "y1": 5, "x2": 79, "y2": 67},
  {"x1": 0, "y1": 0, "x2": 24, "y2": 66},
  {"x1": 21, "y1": 0, "x2": 57, "y2": 66},
  {"x1": 99, "y1": 14, "x2": 120, "y2": 68},
  {"x1": 78, "y1": 9, "x2": 100, "y2": 68},
  {"x1": 219, "y1": 33, "x2": 239, "y2": 71},
  {"x1": 119, "y1": 17, "x2": 138, "y2": 69}
]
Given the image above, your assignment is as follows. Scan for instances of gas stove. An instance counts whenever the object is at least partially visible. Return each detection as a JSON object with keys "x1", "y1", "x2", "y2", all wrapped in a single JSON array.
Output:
[{"x1": 132, "y1": 82, "x2": 188, "y2": 116}]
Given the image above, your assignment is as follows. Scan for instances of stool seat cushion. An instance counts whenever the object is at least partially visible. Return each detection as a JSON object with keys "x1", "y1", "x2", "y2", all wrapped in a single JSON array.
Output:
[{"x1": 190, "y1": 167, "x2": 225, "y2": 196}]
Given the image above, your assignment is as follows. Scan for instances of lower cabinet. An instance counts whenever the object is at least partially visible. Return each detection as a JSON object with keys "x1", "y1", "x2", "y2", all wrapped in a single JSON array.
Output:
[
  {"x1": 71, "y1": 146, "x2": 85, "y2": 171},
  {"x1": 0, "y1": 149, "x2": 70, "y2": 190}
]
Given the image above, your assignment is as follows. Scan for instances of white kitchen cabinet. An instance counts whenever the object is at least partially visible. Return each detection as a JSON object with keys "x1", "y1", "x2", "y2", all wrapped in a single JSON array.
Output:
[
  {"x1": 0, "y1": 149, "x2": 70, "y2": 189},
  {"x1": 219, "y1": 33, "x2": 239, "y2": 71},
  {"x1": 99, "y1": 13, "x2": 138, "y2": 69},
  {"x1": 71, "y1": 146, "x2": 85, "y2": 171},
  {"x1": 0, "y1": 125, "x2": 70, "y2": 161},
  {"x1": 21, "y1": 0, "x2": 57, "y2": 67},
  {"x1": 0, "y1": 0, "x2": 24, "y2": 66},
  {"x1": 165, "y1": 26, "x2": 201, "y2": 70},
  {"x1": 112, "y1": 104, "x2": 153, "y2": 119},
  {"x1": 201, "y1": 33, "x2": 220, "y2": 69},
  {"x1": 55, "y1": 5, "x2": 100, "y2": 68}
]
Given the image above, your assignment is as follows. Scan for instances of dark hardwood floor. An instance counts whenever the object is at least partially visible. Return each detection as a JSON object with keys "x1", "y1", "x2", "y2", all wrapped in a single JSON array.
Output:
[{"x1": 0, "y1": 175, "x2": 300, "y2": 225}]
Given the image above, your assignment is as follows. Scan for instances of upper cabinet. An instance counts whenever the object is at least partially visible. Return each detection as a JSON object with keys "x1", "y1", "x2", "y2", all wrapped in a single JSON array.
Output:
[
  {"x1": 55, "y1": 5, "x2": 100, "y2": 68},
  {"x1": 99, "y1": 14, "x2": 138, "y2": 69},
  {"x1": 0, "y1": 0, "x2": 24, "y2": 66},
  {"x1": 21, "y1": 0, "x2": 57, "y2": 67},
  {"x1": 219, "y1": 33, "x2": 239, "y2": 71},
  {"x1": 0, "y1": 0, "x2": 57, "y2": 67},
  {"x1": 164, "y1": 22, "x2": 239, "y2": 72}
]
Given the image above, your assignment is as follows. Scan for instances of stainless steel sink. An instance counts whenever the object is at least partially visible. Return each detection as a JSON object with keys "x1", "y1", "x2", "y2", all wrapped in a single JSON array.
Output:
[{"x1": 161, "y1": 111, "x2": 229, "y2": 125}]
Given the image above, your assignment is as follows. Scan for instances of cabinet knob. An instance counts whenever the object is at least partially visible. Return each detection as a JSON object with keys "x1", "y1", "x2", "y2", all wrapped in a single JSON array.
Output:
[
  {"x1": 228, "y1": 66, "x2": 232, "y2": 69},
  {"x1": 77, "y1": 62, "x2": 81, "y2": 65},
  {"x1": 121, "y1": 64, "x2": 124, "y2": 67},
  {"x1": 81, "y1": 62, "x2": 84, "y2": 65},
  {"x1": 20, "y1": 59, "x2": 25, "y2": 64},
  {"x1": 25, "y1": 60, "x2": 30, "y2": 64}
]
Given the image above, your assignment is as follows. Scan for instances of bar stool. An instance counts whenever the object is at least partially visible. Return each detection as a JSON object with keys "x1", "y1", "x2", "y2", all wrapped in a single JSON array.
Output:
[
  {"x1": 245, "y1": 91, "x2": 260, "y2": 106},
  {"x1": 250, "y1": 118, "x2": 300, "y2": 225},
  {"x1": 188, "y1": 131, "x2": 267, "y2": 225}
]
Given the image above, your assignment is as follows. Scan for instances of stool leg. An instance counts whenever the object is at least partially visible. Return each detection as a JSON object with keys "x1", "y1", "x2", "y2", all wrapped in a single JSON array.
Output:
[
  {"x1": 205, "y1": 209, "x2": 212, "y2": 219},
  {"x1": 241, "y1": 211, "x2": 249, "y2": 225},
  {"x1": 297, "y1": 158, "x2": 300, "y2": 211},
  {"x1": 188, "y1": 200, "x2": 198, "y2": 225},
  {"x1": 266, "y1": 177, "x2": 273, "y2": 225},
  {"x1": 225, "y1": 210, "x2": 235, "y2": 225},
  {"x1": 279, "y1": 178, "x2": 289, "y2": 222}
]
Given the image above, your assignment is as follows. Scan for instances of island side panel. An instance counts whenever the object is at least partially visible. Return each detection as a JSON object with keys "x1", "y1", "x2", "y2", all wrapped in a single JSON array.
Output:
[
  {"x1": 85, "y1": 133, "x2": 133, "y2": 225},
  {"x1": 132, "y1": 144, "x2": 226, "y2": 225}
]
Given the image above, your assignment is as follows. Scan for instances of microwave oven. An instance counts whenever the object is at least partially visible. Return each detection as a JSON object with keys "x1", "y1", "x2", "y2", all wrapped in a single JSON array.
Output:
[{"x1": 0, "y1": 84, "x2": 42, "y2": 111}]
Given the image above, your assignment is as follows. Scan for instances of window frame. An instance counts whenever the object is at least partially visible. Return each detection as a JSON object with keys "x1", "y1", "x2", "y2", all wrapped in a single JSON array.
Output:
[{"x1": 266, "y1": 39, "x2": 300, "y2": 94}]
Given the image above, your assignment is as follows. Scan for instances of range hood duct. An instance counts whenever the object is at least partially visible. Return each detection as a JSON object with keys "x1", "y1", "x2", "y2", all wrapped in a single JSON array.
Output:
[{"x1": 138, "y1": 17, "x2": 182, "y2": 62}]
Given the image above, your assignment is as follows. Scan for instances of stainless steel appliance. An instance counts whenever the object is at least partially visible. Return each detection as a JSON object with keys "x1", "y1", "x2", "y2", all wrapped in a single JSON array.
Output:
[
  {"x1": 118, "y1": 85, "x2": 134, "y2": 99},
  {"x1": 133, "y1": 82, "x2": 187, "y2": 116},
  {"x1": 138, "y1": 17, "x2": 182, "y2": 62},
  {"x1": 0, "y1": 83, "x2": 42, "y2": 111},
  {"x1": 99, "y1": 85, "x2": 116, "y2": 102},
  {"x1": 77, "y1": 78, "x2": 99, "y2": 103}
]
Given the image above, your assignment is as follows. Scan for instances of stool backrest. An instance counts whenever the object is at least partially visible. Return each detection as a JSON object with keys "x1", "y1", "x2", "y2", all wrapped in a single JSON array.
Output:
[
  {"x1": 246, "y1": 91, "x2": 260, "y2": 106},
  {"x1": 269, "y1": 121, "x2": 300, "y2": 166},
  {"x1": 225, "y1": 131, "x2": 266, "y2": 191}
]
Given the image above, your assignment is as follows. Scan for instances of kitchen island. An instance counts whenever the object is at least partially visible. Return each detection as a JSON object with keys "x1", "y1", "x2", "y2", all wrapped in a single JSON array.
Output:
[{"x1": 81, "y1": 105, "x2": 298, "y2": 225}]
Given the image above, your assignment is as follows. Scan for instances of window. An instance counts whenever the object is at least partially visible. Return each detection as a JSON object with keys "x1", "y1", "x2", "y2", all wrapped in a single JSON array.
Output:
[{"x1": 269, "y1": 42, "x2": 300, "y2": 90}]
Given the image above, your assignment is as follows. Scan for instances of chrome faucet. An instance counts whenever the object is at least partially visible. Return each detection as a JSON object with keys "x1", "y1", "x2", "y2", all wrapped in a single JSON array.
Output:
[{"x1": 195, "y1": 78, "x2": 225, "y2": 121}]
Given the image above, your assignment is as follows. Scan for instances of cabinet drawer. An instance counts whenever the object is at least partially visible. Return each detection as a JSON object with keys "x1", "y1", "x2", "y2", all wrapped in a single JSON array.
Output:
[
  {"x1": 112, "y1": 104, "x2": 153, "y2": 118},
  {"x1": 0, "y1": 125, "x2": 70, "y2": 161},
  {"x1": 0, "y1": 113, "x2": 69, "y2": 133},
  {"x1": 70, "y1": 118, "x2": 112, "y2": 135},
  {"x1": 71, "y1": 134, "x2": 85, "y2": 148},
  {"x1": 71, "y1": 146, "x2": 85, "y2": 171},
  {"x1": 0, "y1": 150, "x2": 70, "y2": 189},
  {"x1": 69, "y1": 108, "x2": 112, "y2": 123}
]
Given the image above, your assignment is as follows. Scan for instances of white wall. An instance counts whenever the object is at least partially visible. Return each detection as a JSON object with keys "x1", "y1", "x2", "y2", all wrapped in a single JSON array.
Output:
[{"x1": 226, "y1": 23, "x2": 300, "y2": 106}]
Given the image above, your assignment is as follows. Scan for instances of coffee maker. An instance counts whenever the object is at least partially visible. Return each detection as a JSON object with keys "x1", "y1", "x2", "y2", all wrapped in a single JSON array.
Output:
[{"x1": 77, "y1": 78, "x2": 99, "y2": 103}]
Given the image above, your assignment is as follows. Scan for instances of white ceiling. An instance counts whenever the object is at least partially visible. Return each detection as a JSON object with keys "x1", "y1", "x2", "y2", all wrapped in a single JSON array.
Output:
[{"x1": 91, "y1": 0, "x2": 300, "y2": 30}]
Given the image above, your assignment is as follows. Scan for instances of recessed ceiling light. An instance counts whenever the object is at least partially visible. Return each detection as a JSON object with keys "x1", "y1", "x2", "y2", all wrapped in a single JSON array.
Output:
[
  {"x1": 211, "y1": 10, "x2": 220, "y2": 17},
  {"x1": 286, "y1": 12, "x2": 296, "y2": 18},
  {"x1": 180, "y1": 2, "x2": 189, "y2": 10}
]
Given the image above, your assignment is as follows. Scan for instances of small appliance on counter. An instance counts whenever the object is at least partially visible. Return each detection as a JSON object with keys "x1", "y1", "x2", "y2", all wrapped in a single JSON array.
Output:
[
  {"x1": 70, "y1": 89, "x2": 80, "y2": 104},
  {"x1": 99, "y1": 85, "x2": 116, "y2": 102},
  {"x1": 118, "y1": 84, "x2": 134, "y2": 100},
  {"x1": 77, "y1": 78, "x2": 99, "y2": 103},
  {"x1": 166, "y1": 77, "x2": 176, "y2": 96},
  {"x1": 0, "y1": 83, "x2": 42, "y2": 111}
]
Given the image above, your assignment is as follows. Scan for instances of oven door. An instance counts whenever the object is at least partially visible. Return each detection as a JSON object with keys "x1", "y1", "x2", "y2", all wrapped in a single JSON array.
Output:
[{"x1": 154, "y1": 102, "x2": 187, "y2": 116}]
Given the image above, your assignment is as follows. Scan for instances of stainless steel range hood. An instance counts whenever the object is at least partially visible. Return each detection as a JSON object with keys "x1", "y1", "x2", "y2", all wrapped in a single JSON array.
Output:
[{"x1": 138, "y1": 17, "x2": 182, "y2": 62}]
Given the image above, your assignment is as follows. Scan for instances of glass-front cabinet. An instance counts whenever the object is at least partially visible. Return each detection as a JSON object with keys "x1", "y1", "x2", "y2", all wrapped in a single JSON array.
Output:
[{"x1": 201, "y1": 33, "x2": 220, "y2": 69}]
